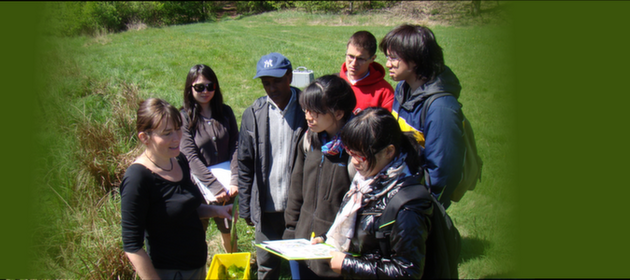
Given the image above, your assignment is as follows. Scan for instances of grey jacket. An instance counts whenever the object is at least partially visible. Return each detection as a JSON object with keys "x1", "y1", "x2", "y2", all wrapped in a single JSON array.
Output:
[{"x1": 237, "y1": 87, "x2": 307, "y2": 226}]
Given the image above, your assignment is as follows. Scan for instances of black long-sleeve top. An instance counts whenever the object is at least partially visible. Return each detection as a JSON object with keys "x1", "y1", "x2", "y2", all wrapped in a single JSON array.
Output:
[{"x1": 120, "y1": 153, "x2": 206, "y2": 270}]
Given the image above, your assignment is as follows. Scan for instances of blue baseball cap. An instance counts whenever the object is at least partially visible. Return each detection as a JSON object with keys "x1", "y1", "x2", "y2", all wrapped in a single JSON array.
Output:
[{"x1": 253, "y1": 52, "x2": 292, "y2": 79}]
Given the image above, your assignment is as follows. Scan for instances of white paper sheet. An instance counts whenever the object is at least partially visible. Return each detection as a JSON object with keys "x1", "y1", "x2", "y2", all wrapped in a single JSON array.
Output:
[
  {"x1": 192, "y1": 161, "x2": 232, "y2": 204},
  {"x1": 207, "y1": 161, "x2": 232, "y2": 193}
]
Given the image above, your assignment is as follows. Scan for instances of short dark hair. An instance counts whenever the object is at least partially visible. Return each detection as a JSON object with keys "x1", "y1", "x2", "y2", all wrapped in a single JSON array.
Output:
[
  {"x1": 182, "y1": 64, "x2": 224, "y2": 131},
  {"x1": 379, "y1": 24, "x2": 445, "y2": 82},
  {"x1": 341, "y1": 107, "x2": 421, "y2": 173},
  {"x1": 348, "y1": 31, "x2": 377, "y2": 57}
]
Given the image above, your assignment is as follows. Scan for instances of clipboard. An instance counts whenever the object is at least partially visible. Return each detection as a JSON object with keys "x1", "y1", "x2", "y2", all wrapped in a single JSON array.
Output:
[
  {"x1": 192, "y1": 161, "x2": 232, "y2": 204},
  {"x1": 255, "y1": 239, "x2": 338, "y2": 260}
]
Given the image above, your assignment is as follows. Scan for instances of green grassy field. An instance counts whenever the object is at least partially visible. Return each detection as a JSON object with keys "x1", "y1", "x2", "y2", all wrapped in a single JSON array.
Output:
[{"x1": 36, "y1": 9, "x2": 515, "y2": 279}]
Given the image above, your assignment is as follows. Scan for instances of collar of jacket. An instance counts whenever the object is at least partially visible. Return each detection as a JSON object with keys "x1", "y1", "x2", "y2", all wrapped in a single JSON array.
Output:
[
  {"x1": 340, "y1": 61, "x2": 388, "y2": 87},
  {"x1": 251, "y1": 86, "x2": 302, "y2": 111},
  {"x1": 395, "y1": 66, "x2": 461, "y2": 111}
]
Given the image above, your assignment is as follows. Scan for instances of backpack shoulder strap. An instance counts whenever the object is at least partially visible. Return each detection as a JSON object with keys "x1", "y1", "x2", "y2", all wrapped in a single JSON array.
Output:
[
  {"x1": 378, "y1": 176, "x2": 429, "y2": 228},
  {"x1": 418, "y1": 92, "x2": 453, "y2": 191},
  {"x1": 420, "y1": 92, "x2": 453, "y2": 129},
  {"x1": 376, "y1": 176, "x2": 430, "y2": 258},
  {"x1": 376, "y1": 175, "x2": 462, "y2": 278}
]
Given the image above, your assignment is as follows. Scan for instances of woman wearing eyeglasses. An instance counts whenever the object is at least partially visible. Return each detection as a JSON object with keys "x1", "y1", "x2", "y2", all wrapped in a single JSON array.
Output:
[
  {"x1": 121, "y1": 98, "x2": 233, "y2": 279},
  {"x1": 180, "y1": 64, "x2": 240, "y2": 253},
  {"x1": 283, "y1": 75, "x2": 356, "y2": 279},
  {"x1": 313, "y1": 107, "x2": 432, "y2": 279}
]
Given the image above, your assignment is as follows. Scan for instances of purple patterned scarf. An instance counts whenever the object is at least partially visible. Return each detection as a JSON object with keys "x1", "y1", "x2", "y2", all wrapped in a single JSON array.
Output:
[{"x1": 321, "y1": 132, "x2": 344, "y2": 156}]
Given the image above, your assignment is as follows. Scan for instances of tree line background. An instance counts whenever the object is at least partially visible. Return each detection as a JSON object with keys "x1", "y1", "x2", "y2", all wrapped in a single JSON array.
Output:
[{"x1": 45, "y1": 1, "x2": 397, "y2": 37}]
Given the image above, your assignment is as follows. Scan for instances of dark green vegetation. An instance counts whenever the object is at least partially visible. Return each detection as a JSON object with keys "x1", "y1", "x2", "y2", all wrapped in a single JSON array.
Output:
[{"x1": 44, "y1": 1, "x2": 398, "y2": 36}]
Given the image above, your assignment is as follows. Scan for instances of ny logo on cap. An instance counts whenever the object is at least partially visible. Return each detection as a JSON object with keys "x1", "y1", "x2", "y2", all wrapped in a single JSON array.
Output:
[{"x1": 264, "y1": 59, "x2": 273, "y2": 68}]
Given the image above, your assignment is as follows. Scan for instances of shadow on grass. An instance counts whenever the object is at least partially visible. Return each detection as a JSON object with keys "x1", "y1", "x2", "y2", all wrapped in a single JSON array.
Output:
[
  {"x1": 248, "y1": 257, "x2": 293, "y2": 280},
  {"x1": 459, "y1": 236, "x2": 517, "y2": 278},
  {"x1": 459, "y1": 236, "x2": 490, "y2": 264}
]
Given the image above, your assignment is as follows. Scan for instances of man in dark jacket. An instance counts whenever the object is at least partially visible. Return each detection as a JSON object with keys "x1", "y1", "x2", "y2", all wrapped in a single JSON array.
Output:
[
  {"x1": 380, "y1": 25, "x2": 465, "y2": 209},
  {"x1": 238, "y1": 52, "x2": 307, "y2": 279},
  {"x1": 339, "y1": 30, "x2": 395, "y2": 114}
]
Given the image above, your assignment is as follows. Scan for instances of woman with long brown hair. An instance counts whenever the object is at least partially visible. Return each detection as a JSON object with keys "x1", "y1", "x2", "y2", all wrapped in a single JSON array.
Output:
[{"x1": 121, "y1": 98, "x2": 232, "y2": 279}]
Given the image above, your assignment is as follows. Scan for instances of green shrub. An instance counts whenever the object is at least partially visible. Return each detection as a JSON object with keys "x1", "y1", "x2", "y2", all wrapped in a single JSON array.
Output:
[
  {"x1": 266, "y1": 1, "x2": 295, "y2": 11},
  {"x1": 44, "y1": 1, "x2": 219, "y2": 36},
  {"x1": 43, "y1": 1, "x2": 400, "y2": 36},
  {"x1": 236, "y1": 1, "x2": 279, "y2": 15},
  {"x1": 138, "y1": 1, "x2": 168, "y2": 26},
  {"x1": 362, "y1": 1, "x2": 397, "y2": 10},
  {"x1": 294, "y1": 1, "x2": 347, "y2": 13},
  {"x1": 234, "y1": 1, "x2": 299, "y2": 15},
  {"x1": 88, "y1": 2, "x2": 123, "y2": 32},
  {"x1": 114, "y1": 1, "x2": 165, "y2": 27}
]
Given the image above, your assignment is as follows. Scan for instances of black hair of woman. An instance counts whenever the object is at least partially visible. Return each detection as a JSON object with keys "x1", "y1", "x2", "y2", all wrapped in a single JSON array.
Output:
[
  {"x1": 300, "y1": 74, "x2": 356, "y2": 123},
  {"x1": 182, "y1": 64, "x2": 225, "y2": 130},
  {"x1": 299, "y1": 74, "x2": 356, "y2": 146},
  {"x1": 340, "y1": 107, "x2": 423, "y2": 174}
]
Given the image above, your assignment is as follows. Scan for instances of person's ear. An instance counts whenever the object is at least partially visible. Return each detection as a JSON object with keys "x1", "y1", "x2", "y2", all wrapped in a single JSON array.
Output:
[
  {"x1": 334, "y1": 109, "x2": 345, "y2": 121},
  {"x1": 285, "y1": 71, "x2": 293, "y2": 84},
  {"x1": 384, "y1": 144, "x2": 396, "y2": 159},
  {"x1": 408, "y1": 60, "x2": 417, "y2": 72},
  {"x1": 138, "y1": 131, "x2": 150, "y2": 145}
]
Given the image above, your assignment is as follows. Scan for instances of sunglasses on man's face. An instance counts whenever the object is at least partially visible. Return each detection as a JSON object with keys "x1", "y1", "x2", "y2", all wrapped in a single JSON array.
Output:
[{"x1": 192, "y1": 82, "x2": 215, "y2": 92}]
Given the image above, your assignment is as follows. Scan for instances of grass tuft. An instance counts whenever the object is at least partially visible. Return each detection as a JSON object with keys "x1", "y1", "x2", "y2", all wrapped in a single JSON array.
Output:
[{"x1": 74, "y1": 81, "x2": 142, "y2": 196}]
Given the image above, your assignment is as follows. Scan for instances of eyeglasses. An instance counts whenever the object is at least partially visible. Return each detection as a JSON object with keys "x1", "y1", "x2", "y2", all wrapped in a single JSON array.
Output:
[
  {"x1": 346, "y1": 54, "x2": 370, "y2": 64},
  {"x1": 386, "y1": 55, "x2": 401, "y2": 66},
  {"x1": 345, "y1": 149, "x2": 367, "y2": 163},
  {"x1": 303, "y1": 109, "x2": 321, "y2": 118},
  {"x1": 192, "y1": 82, "x2": 215, "y2": 92}
]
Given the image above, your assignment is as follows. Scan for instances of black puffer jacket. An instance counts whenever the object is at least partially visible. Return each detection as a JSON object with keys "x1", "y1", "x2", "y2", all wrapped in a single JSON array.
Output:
[{"x1": 341, "y1": 176, "x2": 433, "y2": 279}]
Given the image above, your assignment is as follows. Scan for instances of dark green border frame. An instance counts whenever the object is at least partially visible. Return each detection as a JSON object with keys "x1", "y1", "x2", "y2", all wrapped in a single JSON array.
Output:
[
  {"x1": 2, "y1": 1, "x2": 629, "y2": 278},
  {"x1": 0, "y1": 2, "x2": 40, "y2": 278}
]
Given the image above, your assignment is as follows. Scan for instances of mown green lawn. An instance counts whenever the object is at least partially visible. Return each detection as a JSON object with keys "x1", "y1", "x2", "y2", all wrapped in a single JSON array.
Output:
[{"x1": 37, "y1": 9, "x2": 515, "y2": 279}]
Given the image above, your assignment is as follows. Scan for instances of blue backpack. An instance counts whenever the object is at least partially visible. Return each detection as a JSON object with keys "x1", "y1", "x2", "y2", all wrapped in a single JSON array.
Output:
[{"x1": 420, "y1": 92, "x2": 483, "y2": 202}]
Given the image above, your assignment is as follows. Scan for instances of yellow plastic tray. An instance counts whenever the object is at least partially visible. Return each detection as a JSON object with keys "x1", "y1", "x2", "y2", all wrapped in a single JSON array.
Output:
[{"x1": 207, "y1": 252, "x2": 251, "y2": 280}]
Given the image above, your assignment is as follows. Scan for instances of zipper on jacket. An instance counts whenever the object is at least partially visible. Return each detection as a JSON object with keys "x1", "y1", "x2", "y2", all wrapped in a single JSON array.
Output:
[{"x1": 309, "y1": 154, "x2": 325, "y2": 237}]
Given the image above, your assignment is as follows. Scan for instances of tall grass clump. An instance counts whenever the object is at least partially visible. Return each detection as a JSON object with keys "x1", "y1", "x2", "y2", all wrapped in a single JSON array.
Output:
[
  {"x1": 34, "y1": 60, "x2": 143, "y2": 277},
  {"x1": 75, "y1": 82, "x2": 142, "y2": 195}
]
